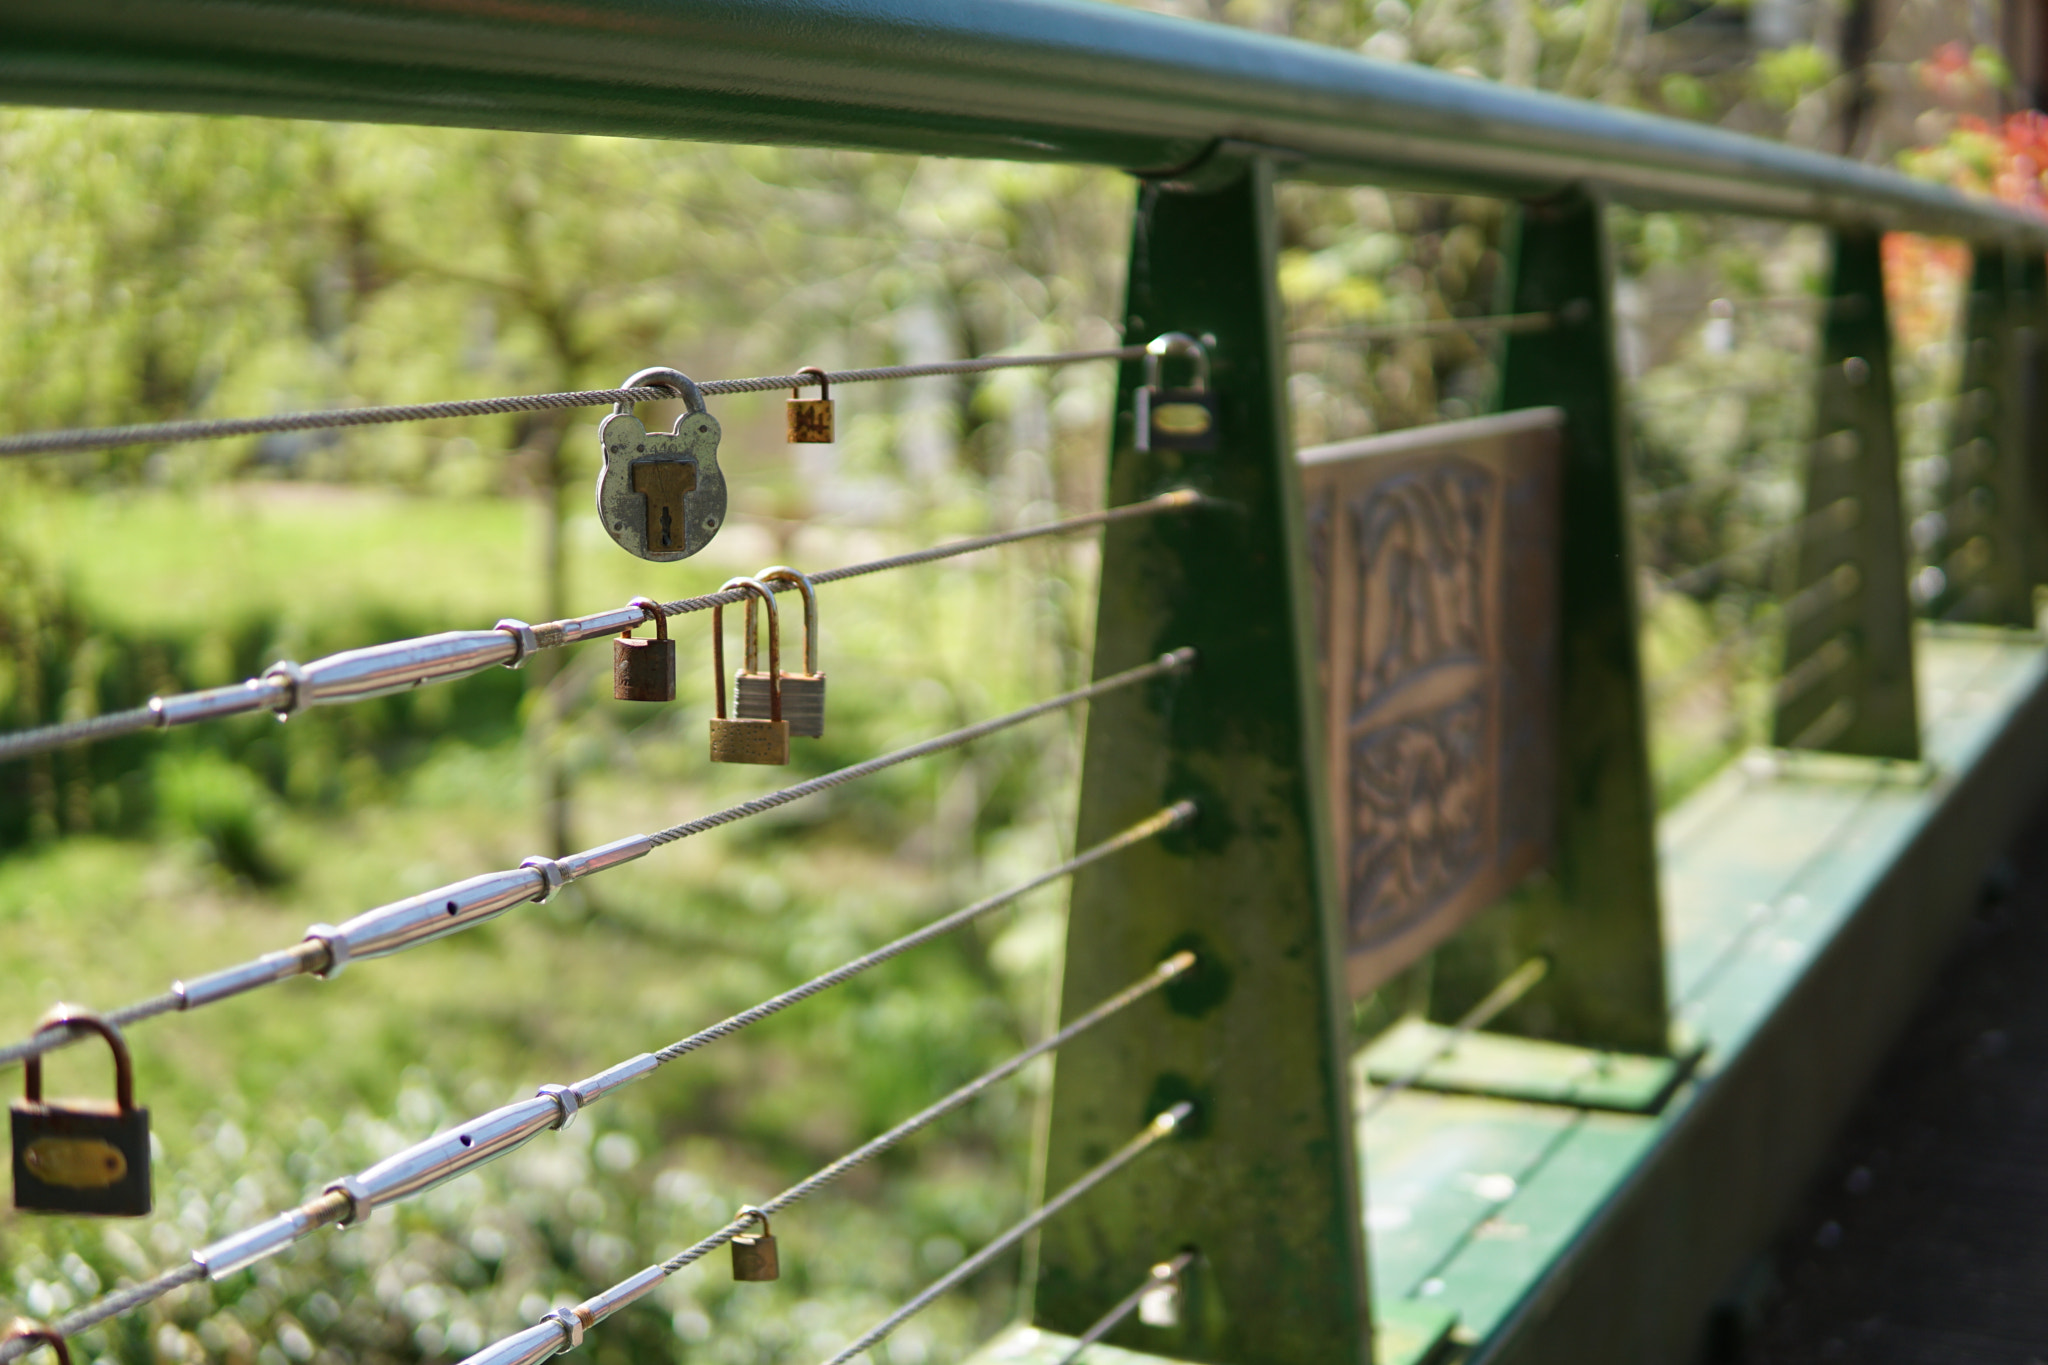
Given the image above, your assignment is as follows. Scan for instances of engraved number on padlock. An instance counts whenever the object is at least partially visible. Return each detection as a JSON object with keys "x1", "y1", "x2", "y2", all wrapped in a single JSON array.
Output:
[
  {"x1": 1134, "y1": 332, "x2": 1217, "y2": 453},
  {"x1": 11, "y1": 1009, "x2": 152, "y2": 1216},
  {"x1": 731, "y1": 1205, "x2": 780, "y2": 1281},
  {"x1": 786, "y1": 366, "x2": 834, "y2": 444},
  {"x1": 613, "y1": 596, "x2": 676, "y2": 703},
  {"x1": 3, "y1": 1319, "x2": 73, "y2": 1365},
  {"x1": 736, "y1": 567, "x2": 826, "y2": 738},
  {"x1": 595, "y1": 366, "x2": 728, "y2": 562},
  {"x1": 709, "y1": 578, "x2": 790, "y2": 766}
]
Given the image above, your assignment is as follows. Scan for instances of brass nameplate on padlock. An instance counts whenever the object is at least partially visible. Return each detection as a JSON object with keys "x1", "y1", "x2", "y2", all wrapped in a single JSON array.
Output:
[
  {"x1": 1150, "y1": 401, "x2": 1213, "y2": 439},
  {"x1": 22, "y1": 1136, "x2": 127, "y2": 1189},
  {"x1": 708, "y1": 718, "x2": 790, "y2": 766}
]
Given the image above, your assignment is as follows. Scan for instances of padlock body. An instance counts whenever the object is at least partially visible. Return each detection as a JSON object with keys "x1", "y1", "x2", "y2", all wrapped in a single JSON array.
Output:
[
  {"x1": 735, "y1": 671, "x2": 826, "y2": 738},
  {"x1": 1136, "y1": 387, "x2": 1218, "y2": 452},
  {"x1": 613, "y1": 636, "x2": 677, "y2": 702},
  {"x1": 11, "y1": 1100, "x2": 151, "y2": 1216},
  {"x1": 785, "y1": 398, "x2": 835, "y2": 444},
  {"x1": 731, "y1": 1232, "x2": 780, "y2": 1281},
  {"x1": 708, "y1": 717, "x2": 790, "y2": 766}
]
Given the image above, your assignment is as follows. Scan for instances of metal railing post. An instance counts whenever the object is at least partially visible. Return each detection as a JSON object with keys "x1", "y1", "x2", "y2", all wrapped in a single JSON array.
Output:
[
  {"x1": 1030, "y1": 151, "x2": 1372, "y2": 1365},
  {"x1": 1923, "y1": 246, "x2": 2037, "y2": 626},
  {"x1": 1773, "y1": 229, "x2": 1919, "y2": 757},
  {"x1": 1428, "y1": 187, "x2": 1671, "y2": 1057}
]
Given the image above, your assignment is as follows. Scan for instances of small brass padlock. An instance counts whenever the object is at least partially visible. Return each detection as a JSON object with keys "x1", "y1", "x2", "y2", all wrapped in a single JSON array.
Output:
[
  {"x1": 1134, "y1": 332, "x2": 1218, "y2": 453},
  {"x1": 708, "y1": 577, "x2": 790, "y2": 766},
  {"x1": 731, "y1": 1205, "x2": 780, "y2": 1281},
  {"x1": 613, "y1": 596, "x2": 676, "y2": 703},
  {"x1": 786, "y1": 366, "x2": 834, "y2": 444},
  {"x1": 736, "y1": 567, "x2": 825, "y2": 738},
  {"x1": 11, "y1": 1008, "x2": 151, "y2": 1217},
  {"x1": 3, "y1": 1319, "x2": 72, "y2": 1365}
]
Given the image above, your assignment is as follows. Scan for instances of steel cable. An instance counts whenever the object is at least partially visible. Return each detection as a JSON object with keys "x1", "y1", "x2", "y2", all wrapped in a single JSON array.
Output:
[
  {"x1": 0, "y1": 492, "x2": 1200, "y2": 766},
  {"x1": 0, "y1": 350, "x2": 1142, "y2": 459},
  {"x1": 1359, "y1": 957, "x2": 1550, "y2": 1121},
  {"x1": 1286, "y1": 312, "x2": 1553, "y2": 345},
  {"x1": 1053, "y1": 1251, "x2": 1198, "y2": 1365},
  {"x1": 0, "y1": 955, "x2": 1193, "y2": 1359}
]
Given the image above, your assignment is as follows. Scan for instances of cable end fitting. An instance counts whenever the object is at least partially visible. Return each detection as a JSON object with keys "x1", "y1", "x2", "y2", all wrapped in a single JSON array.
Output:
[
  {"x1": 520, "y1": 857, "x2": 567, "y2": 903},
  {"x1": 537, "y1": 1083, "x2": 580, "y2": 1131},
  {"x1": 495, "y1": 620, "x2": 541, "y2": 670},
  {"x1": 1151, "y1": 1101, "x2": 1196, "y2": 1136},
  {"x1": 1165, "y1": 799, "x2": 1199, "y2": 828},
  {"x1": 322, "y1": 1178, "x2": 370, "y2": 1227},
  {"x1": 303, "y1": 925, "x2": 348, "y2": 979},
  {"x1": 1158, "y1": 949, "x2": 1198, "y2": 980},
  {"x1": 541, "y1": 1309, "x2": 585, "y2": 1353},
  {"x1": 259, "y1": 662, "x2": 307, "y2": 721},
  {"x1": 1160, "y1": 647, "x2": 1197, "y2": 673}
]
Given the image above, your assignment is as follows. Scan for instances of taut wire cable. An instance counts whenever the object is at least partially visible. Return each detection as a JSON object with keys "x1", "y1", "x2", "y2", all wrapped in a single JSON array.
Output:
[
  {"x1": 1286, "y1": 312, "x2": 1553, "y2": 345},
  {"x1": 0, "y1": 350, "x2": 1144, "y2": 460},
  {"x1": 0, "y1": 655, "x2": 1194, "y2": 1071},
  {"x1": 0, "y1": 492, "x2": 1202, "y2": 766},
  {"x1": 1359, "y1": 957, "x2": 1550, "y2": 1121},
  {"x1": 0, "y1": 958, "x2": 1195, "y2": 1365},
  {"x1": 1053, "y1": 1250, "x2": 1199, "y2": 1365}
]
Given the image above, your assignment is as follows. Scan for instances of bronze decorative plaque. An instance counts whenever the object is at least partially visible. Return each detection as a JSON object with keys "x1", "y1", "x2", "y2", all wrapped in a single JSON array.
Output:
[{"x1": 1298, "y1": 408, "x2": 1563, "y2": 997}]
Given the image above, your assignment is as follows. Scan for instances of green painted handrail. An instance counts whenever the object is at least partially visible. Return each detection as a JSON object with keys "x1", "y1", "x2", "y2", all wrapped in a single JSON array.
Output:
[{"x1": 0, "y1": 0, "x2": 2041, "y2": 242}]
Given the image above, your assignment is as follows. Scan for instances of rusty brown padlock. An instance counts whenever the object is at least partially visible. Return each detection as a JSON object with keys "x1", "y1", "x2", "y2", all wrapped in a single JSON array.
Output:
[
  {"x1": 731, "y1": 1205, "x2": 780, "y2": 1281},
  {"x1": 785, "y1": 366, "x2": 834, "y2": 444},
  {"x1": 708, "y1": 577, "x2": 789, "y2": 766},
  {"x1": 736, "y1": 568, "x2": 825, "y2": 739},
  {"x1": 613, "y1": 596, "x2": 676, "y2": 702},
  {"x1": 11, "y1": 1008, "x2": 151, "y2": 1216}
]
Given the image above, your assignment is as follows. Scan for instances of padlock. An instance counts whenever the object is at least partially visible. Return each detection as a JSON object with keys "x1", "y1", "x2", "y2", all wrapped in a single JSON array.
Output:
[
  {"x1": 1134, "y1": 332, "x2": 1218, "y2": 453},
  {"x1": 11, "y1": 1008, "x2": 151, "y2": 1217},
  {"x1": 736, "y1": 567, "x2": 825, "y2": 738},
  {"x1": 786, "y1": 366, "x2": 834, "y2": 444},
  {"x1": 1137, "y1": 1260, "x2": 1184, "y2": 1328},
  {"x1": 595, "y1": 366, "x2": 727, "y2": 562},
  {"x1": 612, "y1": 596, "x2": 676, "y2": 703},
  {"x1": 708, "y1": 577, "x2": 790, "y2": 766},
  {"x1": 2, "y1": 1319, "x2": 71, "y2": 1365},
  {"x1": 731, "y1": 1205, "x2": 780, "y2": 1281}
]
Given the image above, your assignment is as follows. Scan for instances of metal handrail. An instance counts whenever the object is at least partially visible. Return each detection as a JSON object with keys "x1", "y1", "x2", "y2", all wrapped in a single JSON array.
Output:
[{"x1": 0, "y1": 0, "x2": 2041, "y2": 243}]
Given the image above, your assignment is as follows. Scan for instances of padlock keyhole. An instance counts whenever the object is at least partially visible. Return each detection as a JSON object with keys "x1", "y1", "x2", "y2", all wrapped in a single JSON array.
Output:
[
  {"x1": 630, "y1": 459, "x2": 698, "y2": 552},
  {"x1": 660, "y1": 504, "x2": 674, "y2": 547}
]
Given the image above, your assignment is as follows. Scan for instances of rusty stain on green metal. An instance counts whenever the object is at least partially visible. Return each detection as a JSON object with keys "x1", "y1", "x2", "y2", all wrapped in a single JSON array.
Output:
[
  {"x1": 1430, "y1": 188, "x2": 1669, "y2": 1058},
  {"x1": 1774, "y1": 228, "x2": 1920, "y2": 758},
  {"x1": 1030, "y1": 150, "x2": 1372, "y2": 1365}
]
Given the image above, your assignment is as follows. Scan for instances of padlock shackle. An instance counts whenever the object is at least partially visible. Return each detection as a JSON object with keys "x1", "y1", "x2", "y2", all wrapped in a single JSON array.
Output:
[
  {"x1": 624, "y1": 596, "x2": 669, "y2": 642},
  {"x1": 23, "y1": 1008, "x2": 135, "y2": 1115},
  {"x1": 716, "y1": 577, "x2": 782, "y2": 723},
  {"x1": 2, "y1": 1320, "x2": 71, "y2": 1365},
  {"x1": 611, "y1": 366, "x2": 708, "y2": 419},
  {"x1": 790, "y1": 365, "x2": 829, "y2": 401},
  {"x1": 736, "y1": 1203, "x2": 772, "y2": 1236},
  {"x1": 756, "y1": 567, "x2": 819, "y2": 675},
  {"x1": 1143, "y1": 332, "x2": 1210, "y2": 392}
]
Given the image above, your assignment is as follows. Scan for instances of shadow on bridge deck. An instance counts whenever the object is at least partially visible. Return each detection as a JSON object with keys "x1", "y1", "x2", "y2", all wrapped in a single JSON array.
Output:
[{"x1": 1739, "y1": 793, "x2": 2048, "y2": 1363}]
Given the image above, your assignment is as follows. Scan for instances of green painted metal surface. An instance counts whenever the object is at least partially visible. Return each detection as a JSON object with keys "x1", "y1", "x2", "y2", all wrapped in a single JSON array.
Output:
[
  {"x1": 1774, "y1": 229, "x2": 1920, "y2": 759},
  {"x1": 2, "y1": 0, "x2": 2048, "y2": 242},
  {"x1": 1357, "y1": 631, "x2": 2048, "y2": 1363},
  {"x1": 1358, "y1": 1019, "x2": 1693, "y2": 1113},
  {"x1": 1031, "y1": 153, "x2": 1371, "y2": 1365},
  {"x1": 1927, "y1": 248, "x2": 2039, "y2": 626},
  {"x1": 1431, "y1": 189, "x2": 1668, "y2": 1058},
  {"x1": 972, "y1": 1304, "x2": 1452, "y2": 1365}
]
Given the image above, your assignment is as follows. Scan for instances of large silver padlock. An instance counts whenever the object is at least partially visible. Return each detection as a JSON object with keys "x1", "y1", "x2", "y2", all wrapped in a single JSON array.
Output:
[
  {"x1": 596, "y1": 366, "x2": 727, "y2": 561},
  {"x1": 709, "y1": 578, "x2": 789, "y2": 766},
  {"x1": 1134, "y1": 333, "x2": 1217, "y2": 453},
  {"x1": 736, "y1": 567, "x2": 825, "y2": 738},
  {"x1": 731, "y1": 1205, "x2": 780, "y2": 1282}
]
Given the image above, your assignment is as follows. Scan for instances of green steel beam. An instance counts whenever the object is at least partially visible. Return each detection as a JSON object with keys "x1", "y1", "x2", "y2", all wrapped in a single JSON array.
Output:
[
  {"x1": 1430, "y1": 188, "x2": 1670, "y2": 1058},
  {"x1": 1774, "y1": 229, "x2": 1920, "y2": 759},
  {"x1": 1031, "y1": 153, "x2": 1372, "y2": 1365},
  {"x1": 0, "y1": 0, "x2": 2044, "y2": 244}
]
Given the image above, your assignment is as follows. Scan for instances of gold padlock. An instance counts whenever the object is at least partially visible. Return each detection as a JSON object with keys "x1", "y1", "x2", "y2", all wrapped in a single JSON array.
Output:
[
  {"x1": 786, "y1": 366, "x2": 834, "y2": 444},
  {"x1": 709, "y1": 577, "x2": 790, "y2": 766},
  {"x1": 3, "y1": 1319, "x2": 72, "y2": 1365},
  {"x1": 731, "y1": 1205, "x2": 780, "y2": 1281},
  {"x1": 736, "y1": 567, "x2": 825, "y2": 738},
  {"x1": 613, "y1": 596, "x2": 676, "y2": 702}
]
